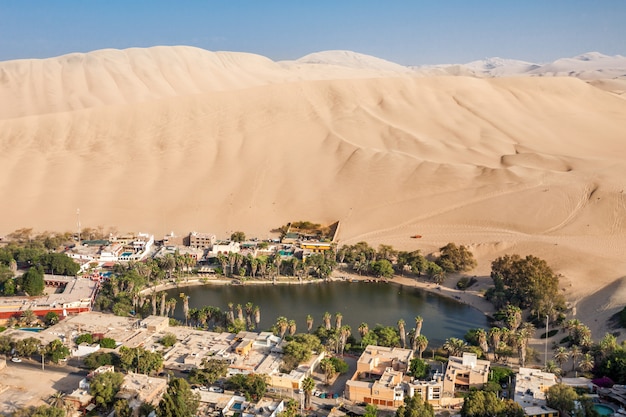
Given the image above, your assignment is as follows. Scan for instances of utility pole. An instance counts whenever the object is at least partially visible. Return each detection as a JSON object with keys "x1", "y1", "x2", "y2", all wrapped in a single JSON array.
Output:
[
  {"x1": 76, "y1": 208, "x2": 81, "y2": 243},
  {"x1": 543, "y1": 314, "x2": 550, "y2": 368}
]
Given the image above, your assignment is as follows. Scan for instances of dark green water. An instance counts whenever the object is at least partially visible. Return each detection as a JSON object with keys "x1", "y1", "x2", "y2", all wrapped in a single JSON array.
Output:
[{"x1": 166, "y1": 281, "x2": 488, "y2": 347}]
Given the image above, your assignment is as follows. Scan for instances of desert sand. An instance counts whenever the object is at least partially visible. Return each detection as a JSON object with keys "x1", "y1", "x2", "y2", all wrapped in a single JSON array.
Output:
[{"x1": 0, "y1": 46, "x2": 625, "y2": 340}]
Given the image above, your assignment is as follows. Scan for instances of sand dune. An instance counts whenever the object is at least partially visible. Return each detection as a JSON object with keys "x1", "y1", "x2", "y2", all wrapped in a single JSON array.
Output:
[{"x1": 1, "y1": 46, "x2": 625, "y2": 336}]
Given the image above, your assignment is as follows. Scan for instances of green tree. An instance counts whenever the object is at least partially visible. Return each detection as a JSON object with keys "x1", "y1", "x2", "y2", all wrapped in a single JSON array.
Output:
[
  {"x1": 43, "y1": 312, "x2": 59, "y2": 326},
  {"x1": 302, "y1": 376, "x2": 315, "y2": 409},
  {"x1": 45, "y1": 339, "x2": 70, "y2": 364},
  {"x1": 395, "y1": 394, "x2": 434, "y2": 417},
  {"x1": 75, "y1": 333, "x2": 93, "y2": 345},
  {"x1": 226, "y1": 374, "x2": 267, "y2": 401},
  {"x1": 319, "y1": 358, "x2": 335, "y2": 384},
  {"x1": 489, "y1": 254, "x2": 565, "y2": 318},
  {"x1": 99, "y1": 337, "x2": 116, "y2": 349},
  {"x1": 114, "y1": 399, "x2": 133, "y2": 417},
  {"x1": 90, "y1": 371, "x2": 124, "y2": 409},
  {"x1": 370, "y1": 260, "x2": 394, "y2": 278},
  {"x1": 461, "y1": 390, "x2": 523, "y2": 417},
  {"x1": 189, "y1": 358, "x2": 228, "y2": 386},
  {"x1": 22, "y1": 267, "x2": 45, "y2": 296},
  {"x1": 230, "y1": 231, "x2": 246, "y2": 243},
  {"x1": 364, "y1": 404, "x2": 378, "y2": 417},
  {"x1": 157, "y1": 377, "x2": 200, "y2": 417},
  {"x1": 84, "y1": 351, "x2": 115, "y2": 370},
  {"x1": 545, "y1": 384, "x2": 578, "y2": 416},
  {"x1": 436, "y1": 243, "x2": 477, "y2": 273},
  {"x1": 119, "y1": 346, "x2": 163, "y2": 374},
  {"x1": 10, "y1": 405, "x2": 64, "y2": 417},
  {"x1": 160, "y1": 333, "x2": 177, "y2": 347},
  {"x1": 408, "y1": 358, "x2": 430, "y2": 379}
]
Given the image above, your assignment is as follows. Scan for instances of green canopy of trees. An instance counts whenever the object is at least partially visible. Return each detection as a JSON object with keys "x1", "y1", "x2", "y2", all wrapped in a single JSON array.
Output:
[
  {"x1": 461, "y1": 390, "x2": 524, "y2": 417},
  {"x1": 90, "y1": 371, "x2": 124, "y2": 409},
  {"x1": 487, "y1": 254, "x2": 565, "y2": 317},
  {"x1": 157, "y1": 377, "x2": 200, "y2": 417},
  {"x1": 395, "y1": 394, "x2": 434, "y2": 417},
  {"x1": 22, "y1": 267, "x2": 45, "y2": 296}
]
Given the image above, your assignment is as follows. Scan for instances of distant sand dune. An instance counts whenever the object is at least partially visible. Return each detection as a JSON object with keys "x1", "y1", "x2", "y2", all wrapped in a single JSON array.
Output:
[{"x1": 1, "y1": 46, "x2": 625, "y2": 337}]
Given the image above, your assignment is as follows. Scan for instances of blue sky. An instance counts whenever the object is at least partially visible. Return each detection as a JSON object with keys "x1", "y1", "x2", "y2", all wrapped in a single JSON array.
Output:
[{"x1": 1, "y1": 1, "x2": 625, "y2": 65}]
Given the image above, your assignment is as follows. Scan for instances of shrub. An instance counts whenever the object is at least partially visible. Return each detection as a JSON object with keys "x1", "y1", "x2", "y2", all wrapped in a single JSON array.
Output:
[
  {"x1": 456, "y1": 276, "x2": 477, "y2": 290},
  {"x1": 160, "y1": 333, "x2": 177, "y2": 347},
  {"x1": 99, "y1": 338, "x2": 117, "y2": 349},
  {"x1": 76, "y1": 333, "x2": 93, "y2": 345}
]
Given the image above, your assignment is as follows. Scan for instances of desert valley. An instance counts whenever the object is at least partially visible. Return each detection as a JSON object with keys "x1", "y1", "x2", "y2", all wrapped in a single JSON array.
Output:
[{"x1": 0, "y1": 46, "x2": 625, "y2": 340}]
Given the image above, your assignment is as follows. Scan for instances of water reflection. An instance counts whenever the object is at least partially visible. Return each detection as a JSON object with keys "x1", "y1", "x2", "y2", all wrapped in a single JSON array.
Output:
[{"x1": 167, "y1": 281, "x2": 488, "y2": 347}]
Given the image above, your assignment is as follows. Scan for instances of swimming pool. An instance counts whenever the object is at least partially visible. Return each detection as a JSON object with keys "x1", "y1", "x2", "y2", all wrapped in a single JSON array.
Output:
[
  {"x1": 594, "y1": 404, "x2": 615, "y2": 416},
  {"x1": 18, "y1": 327, "x2": 44, "y2": 333}
]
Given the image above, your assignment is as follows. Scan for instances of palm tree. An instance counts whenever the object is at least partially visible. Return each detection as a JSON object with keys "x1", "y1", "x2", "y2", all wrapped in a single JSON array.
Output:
[
  {"x1": 514, "y1": 329, "x2": 529, "y2": 367},
  {"x1": 227, "y1": 302, "x2": 235, "y2": 323},
  {"x1": 335, "y1": 313, "x2": 343, "y2": 330},
  {"x1": 578, "y1": 353, "x2": 594, "y2": 373},
  {"x1": 245, "y1": 302, "x2": 254, "y2": 329},
  {"x1": 288, "y1": 320, "x2": 297, "y2": 336},
  {"x1": 159, "y1": 292, "x2": 166, "y2": 316},
  {"x1": 504, "y1": 305, "x2": 523, "y2": 331},
  {"x1": 306, "y1": 315, "x2": 314, "y2": 333},
  {"x1": 397, "y1": 319, "x2": 406, "y2": 348},
  {"x1": 236, "y1": 304, "x2": 244, "y2": 321},
  {"x1": 443, "y1": 337, "x2": 467, "y2": 357},
  {"x1": 320, "y1": 358, "x2": 335, "y2": 385},
  {"x1": 302, "y1": 376, "x2": 315, "y2": 409},
  {"x1": 166, "y1": 298, "x2": 177, "y2": 317},
  {"x1": 570, "y1": 345, "x2": 582, "y2": 372},
  {"x1": 488, "y1": 327, "x2": 502, "y2": 361},
  {"x1": 415, "y1": 335, "x2": 428, "y2": 359},
  {"x1": 276, "y1": 316, "x2": 289, "y2": 338},
  {"x1": 358, "y1": 323, "x2": 369, "y2": 338},
  {"x1": 414, "y1": 316, "x2": 423, "y2": 337},
  {"x1": 553, "y1": 346, "x2": 570, "y2": 372},
  {"x1": 475, "y1": 328, "x2": 488, "y2": 355},
  {"x1": 20, "y1": 309, "x2": 37, "y2": 327},
  {"x1": 254, "y1": 306, "x2": 261, "y2": 330},
  {"x1": 339, "y1": 325, "x2": 351, "y2": 356},
  {"x1": 48, "y1": 391, "x2": 66, "y2": 409},
  {"x1": 323, "y1": 312, "x2": 332, "y2": 330},
  {"x1": 181, "y1": 294, "x2": 190, "y2": 326},
  {"x1": 151, "y1": 293, "x2": 158, "y2": 316},
  {"x1": 544, "y1": 360, "x2": 562, "y2": 377}
]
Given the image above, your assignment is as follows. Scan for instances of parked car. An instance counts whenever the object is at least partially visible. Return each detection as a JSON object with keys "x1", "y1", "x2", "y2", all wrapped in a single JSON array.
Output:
[
  {"x1": 11, "y1": 357, "x2": 21, "y2": 363},
  {"x1": 209, "y1": 386, "x2": 224, "y2": 393}
]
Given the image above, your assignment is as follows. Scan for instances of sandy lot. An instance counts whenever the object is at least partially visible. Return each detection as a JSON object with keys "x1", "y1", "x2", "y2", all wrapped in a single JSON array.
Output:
[{"x1": 0, "y1": 360, "x2": 85, "y2": 415}]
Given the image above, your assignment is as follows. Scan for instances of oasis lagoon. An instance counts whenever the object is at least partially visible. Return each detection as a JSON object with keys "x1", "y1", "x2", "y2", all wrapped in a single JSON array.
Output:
[{"x1": 166, "y1": 281, "x2": 488, "y2": 347}]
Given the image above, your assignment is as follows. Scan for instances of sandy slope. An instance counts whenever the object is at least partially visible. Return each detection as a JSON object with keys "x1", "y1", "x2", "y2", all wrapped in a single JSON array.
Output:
[{"x1": 1, "y1": 46, "x2": 625, "y2": 338}]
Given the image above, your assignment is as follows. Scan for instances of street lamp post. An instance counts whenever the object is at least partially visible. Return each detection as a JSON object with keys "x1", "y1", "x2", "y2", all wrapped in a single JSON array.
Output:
[{"x1": 543, "y1": 314, "x2": 550, "y2": 368}]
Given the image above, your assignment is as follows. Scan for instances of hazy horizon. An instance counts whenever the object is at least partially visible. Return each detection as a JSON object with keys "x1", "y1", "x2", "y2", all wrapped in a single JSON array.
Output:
[{"x1": 2, "y1": 1, "x2": 625, "y2": 65}]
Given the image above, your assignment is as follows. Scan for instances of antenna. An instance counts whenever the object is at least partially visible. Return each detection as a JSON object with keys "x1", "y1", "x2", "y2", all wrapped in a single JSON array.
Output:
[{"x1": 77, "y1": 208, "x2": 81, "y2": 243}]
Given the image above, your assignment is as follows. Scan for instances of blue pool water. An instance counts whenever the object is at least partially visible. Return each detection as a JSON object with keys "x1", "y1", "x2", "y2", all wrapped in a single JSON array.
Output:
[
  {"x1": 594, "y1": 404, "x2": 614, "y2": 416},
  {"x1": 18, "y1": 327, "x2": 44, "y2": 332}
]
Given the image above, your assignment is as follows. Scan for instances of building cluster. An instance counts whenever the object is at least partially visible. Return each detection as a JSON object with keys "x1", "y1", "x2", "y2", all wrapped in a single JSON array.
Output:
[{"x1": 2, "y1": 308, "x2": 605, "y2": 417}]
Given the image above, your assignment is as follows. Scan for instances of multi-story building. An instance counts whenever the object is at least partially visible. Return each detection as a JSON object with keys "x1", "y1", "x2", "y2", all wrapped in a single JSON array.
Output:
[
  {"x1": 442, "y1": 352, "x2": 490, "y2": 395},
  {"x1": 345, "y1": 345, "x2": 413, "y2": 407},
  {"x1": 188, "y1": 231, "x2": 217, "y2": 249},
  {"x1": 514, "y1": 367, "x2": 557, "y2": 409}
]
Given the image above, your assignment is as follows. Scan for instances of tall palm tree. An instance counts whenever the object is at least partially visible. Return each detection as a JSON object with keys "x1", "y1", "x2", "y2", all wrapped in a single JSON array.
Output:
[
  {"x1": 227, "y1": 302, "x2": 235, "y2": 323},
  {"x1": 570, "y1": 345, "x2": 582, "y2": 372},
  {"x1": 254, "y1": 306, "x2": 261, "y2": 330},
  {"x1": 488, "y1": 327, "x2": 502, "y2": 361},
  {"x1": 397, "y1": 319, "x2": 406, "y2": 348},
  {"x1": 544, "y1": 360, "x2": 562, "y2": 377},
  {"x1": 554, "y1": 346, "x2": 570, "y2": 371},
  {"x1": 339, "y1": 325, "x2": 351, "y2": 356},
  {"x1": 414, "y1": 316, "x2": 423, "y2": 337},
  {"x1": 335, "y1": 313, "x2": 343, "y2": 330},
  {"x1": 48, "y1": 391, "x2": 66, "y2": 409},
  {"x1": 166, "y1": 298, "x2": 177, "y2": 317},
  {"x1": 151, "y1": 293, "x2": 158, "y2": 316},
  {"x1": 245, "y1": 302, "x2": 254, "y2": 329},
  {"x1": 443, "y1": 337, "x2": 467, "y2": 357},
  {"x1": 323, "y1": 312, "x2": 332, "y2": 330},
  {"x1": 514, "y1": 329, "x2": 529, "y2": 367},
  {"x1": 476, "y1": 328, "x2": 489, "y2": 354},
  {"x1": 276, "y1": 316, "x2": 289, "y2": 338},
  {"x1": 504, "y1": 305, "x2": 523, "y2": 331},
  {"x1": 358, "y1": 323, "x2": 369, "y2": 338},
  {"x1": 306, "y1": 315, "x2": 314, "y2": 333},
  {"x1": 159, "y1": 292, "x2": 166, "y2": 316},
  {"x1": 302, "y1": 376, "x2": 315, "y2": 409},
  {"x1": 578, "y1": 353, "x2": 594, "y2": 373},
  {"x1": 179, "y1": 293, "x2": 190, "y2": 326},
  {"x1": 415, "y1": 335, "x2": 428, "y2": 359},
  {"x1": 288, "y1": 320, "x2": 297, "y2": 336},
  {"x1": 236, "y1": 304, "x2": 244, "y2": 321}
]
